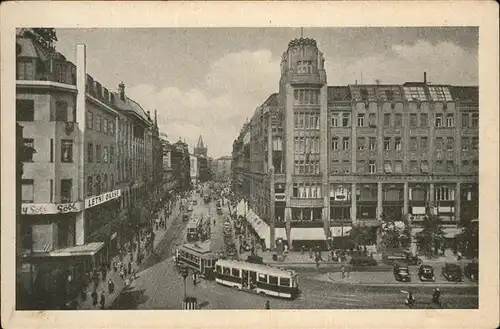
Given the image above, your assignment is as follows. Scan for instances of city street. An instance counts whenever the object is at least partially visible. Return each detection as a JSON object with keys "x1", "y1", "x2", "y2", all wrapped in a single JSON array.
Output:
[{"x1": 110, "y1": 191, "x2": 478, "y2": 310}]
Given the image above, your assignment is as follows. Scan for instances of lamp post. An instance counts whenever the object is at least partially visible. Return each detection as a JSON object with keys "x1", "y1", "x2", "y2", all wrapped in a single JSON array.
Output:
[{"x1": 180, "y1": 265, "x2": 188, "y2": 301}]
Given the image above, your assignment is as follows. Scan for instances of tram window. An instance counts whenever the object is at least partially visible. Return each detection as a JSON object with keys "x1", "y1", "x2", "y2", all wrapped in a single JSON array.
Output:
[
  {"x1": 280, "y1": 277, "x2": 290, "y2": 287},
  {"x1": 231, "y1": 268, "x2": 240, "y2": 277},
  {"x1": 258, "y1": 273, "x2": 267, "y2": 283},
  {"x1": 269, "y1": 276, "x2": 278, "y2": 285},
  {"x1": 216, "y1": 265, "x2": 222, "y2": 273},
  {"x1": 223, "y1": 267, "x2": 230, "y2": 275}
]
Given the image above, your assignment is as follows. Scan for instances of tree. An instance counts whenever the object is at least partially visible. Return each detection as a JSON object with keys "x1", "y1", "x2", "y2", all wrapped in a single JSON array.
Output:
[
  {"x1": 349, "y1": 225, "x2": 373, "y2": 249},
  {"x1": 455, "y1": 216, "x2": 478, "y2": 257},
  {"x1": 415, "y1": 207, "x2": 445, "y2": 258},
  {"x1": 378, "y1": 212, "x2": 411, "y2": 251}
]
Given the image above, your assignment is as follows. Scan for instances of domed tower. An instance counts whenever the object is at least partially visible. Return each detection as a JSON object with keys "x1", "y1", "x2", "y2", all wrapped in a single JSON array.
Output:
[{"x1": 279, "y1": 37, "x2": 330, "y2": 248}]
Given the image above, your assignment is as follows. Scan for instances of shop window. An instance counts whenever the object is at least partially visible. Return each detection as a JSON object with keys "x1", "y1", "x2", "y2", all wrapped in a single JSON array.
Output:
[
  {"x1": 21, "y1": 179, "x2": 34, "y2": 203},
  {"x1": 61, "y1": 139, "x2": 73, "y2": 163},
  {"x1": 16, "y1": 99, "x2": 34, "y2": 121}
]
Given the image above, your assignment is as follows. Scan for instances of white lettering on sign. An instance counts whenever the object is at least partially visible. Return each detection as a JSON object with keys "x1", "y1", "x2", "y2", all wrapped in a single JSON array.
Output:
[
  {"x1": 85, "y1": 189, "x2": 122, "y2": 209},
  {"x1": 21, "y1": 202, "x2": 83, "y2": 215}
]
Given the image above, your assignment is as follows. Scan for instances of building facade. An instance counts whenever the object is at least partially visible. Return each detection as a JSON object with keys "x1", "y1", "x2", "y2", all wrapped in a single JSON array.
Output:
[
  {"x1": 16, "y1": 29, "x2": 163, "y2": 309},
  {"x1": 171, "y1": 139, "x2": 191, "y2": 193},
  {"x1": 212, "y1": 156, "x2": 232, "y2": 181},
  {"x1": 232, "y1": 37, "x2": 479, "y2": 251}
]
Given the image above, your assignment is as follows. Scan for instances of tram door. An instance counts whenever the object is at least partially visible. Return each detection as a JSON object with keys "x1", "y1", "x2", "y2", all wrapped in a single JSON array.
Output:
[
  {"x1": 200, "y1": 258, "x2": 205, "y2": 275},
  {"x1": 249, "y1": 271, "x2": 257, "y2": 289},
  {"x1": 242, "y1": 270, "x2": 249, "y2": 288}
]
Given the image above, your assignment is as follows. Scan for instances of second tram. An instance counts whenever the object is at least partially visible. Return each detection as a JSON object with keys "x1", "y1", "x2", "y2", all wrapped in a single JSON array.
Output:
[
  {"x1": 176, "y1": 242, "x2": 218, "y2": 279},
  {"x1": 214, "y1": 259, "x2": 299, "y2": 299}
]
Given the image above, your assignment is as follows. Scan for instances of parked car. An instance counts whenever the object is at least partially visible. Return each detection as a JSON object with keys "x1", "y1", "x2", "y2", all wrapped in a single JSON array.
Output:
[
  {"x1": 393, "y1": 263, "x2": 411, "y2": 282},
  {"x1": 464, "y1": 262, "x2": 478, "y2": 282},
  {"x1": 418, "y1": 265, "x2": 435, "y2": 281},
  {"x1": 442, "y1": 263, "x2": 463, "y2": 282}
]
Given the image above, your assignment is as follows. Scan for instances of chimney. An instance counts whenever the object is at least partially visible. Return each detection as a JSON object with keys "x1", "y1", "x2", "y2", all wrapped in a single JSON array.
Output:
[
  {"x1": 118, "y1": 82, "x2": 125, "y2": 101},
  {"x1": 355, "y1": 80, "x2": 358, "y2": 85},
  {"x1": 424, "y1": 72, "x2": 427, "y2": 84}
]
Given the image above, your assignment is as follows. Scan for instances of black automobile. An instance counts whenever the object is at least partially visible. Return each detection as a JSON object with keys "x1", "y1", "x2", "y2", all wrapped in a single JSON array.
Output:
[
  {"x1": 442, "y1": 263, "x2": 463, "y2": 282},
  {"x1": 418, "y1": 265, "x2": 435, "y2": 282},
  {"x1": 393, "y1": 263, "x2": 411, "y2": 282},
  {"x1": 464, "y1": 262, "x2": 478, "y2": 282}
]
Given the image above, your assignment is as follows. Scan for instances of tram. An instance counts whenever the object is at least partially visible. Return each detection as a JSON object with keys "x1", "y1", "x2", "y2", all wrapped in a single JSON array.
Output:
[
  {"x1": 186, "y1": 217, "x2": 203, "y2": 241},
  {"x1": 175, "y1": 242, "x2": 218, "y2": 279},
  {"x1": 214, "y1": 259, "x2": 299, "y2": 299}
]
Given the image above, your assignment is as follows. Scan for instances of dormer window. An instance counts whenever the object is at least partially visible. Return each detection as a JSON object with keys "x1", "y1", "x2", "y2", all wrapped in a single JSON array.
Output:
[
  {"x1": 385, "y1": 90, "x2": 394, "y2": 101},
  {"x1": 360, "y1": 89, "x2": 368, "y2": 101}
]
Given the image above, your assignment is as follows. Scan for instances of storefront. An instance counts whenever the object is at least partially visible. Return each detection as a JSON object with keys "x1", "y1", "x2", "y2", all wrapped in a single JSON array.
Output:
[{"x1": 330, "y1": 184, "x2": 351, "y2": 221}]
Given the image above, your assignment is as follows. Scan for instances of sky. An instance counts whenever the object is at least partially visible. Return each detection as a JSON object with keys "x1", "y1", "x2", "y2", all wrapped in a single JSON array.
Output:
[{"x1": 54, "y1": 27, "x2": 478, "y2": 158}]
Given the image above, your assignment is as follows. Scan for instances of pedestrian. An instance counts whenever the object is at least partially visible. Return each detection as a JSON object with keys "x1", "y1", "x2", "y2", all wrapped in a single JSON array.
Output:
[
  {"x1": 119, "y1": 267, "x2": 125, "y2": 280},
  {"x1": 132, "y1": 268, "x2": 136, "y2": 280},
  {"x1": 192, "y1": 272, "x2": 197, "y2": 286},
  {"x1": 108, "y1": 279, "x2": 115, "y2": 294},
  {"x1": 301, "y1": 245, "x2": 305, "y2": 255},
  {"x1": 128, "y1": 262, "x2": 132, "y2": 275},
  {"x1": 99, "y1": 292, "x2": 105, "y2": 310},
  {"x1": 341, "y1": 265, "x2": 346, "y2": 279},
  {"x1": 309, "y1": 247, "x2": 313, "y2": 259},
  {"x1": 346, "y1": 264, "x2": 351, "y2": 278},
  {"x1": 91, "y1": 289, "x2": 98, "y2": 307},
  {"x1": 101, "y1": 266, "x2": 107, "y2": 282}
]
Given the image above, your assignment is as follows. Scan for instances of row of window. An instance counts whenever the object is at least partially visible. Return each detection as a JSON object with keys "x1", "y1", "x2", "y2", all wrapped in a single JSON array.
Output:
[
  {"x1": 331, "y1": 159, "x2": 478, "y2": 175},
  {"x1": 293, "y1": 89, "x2": 319, "y2": 105},
  {"x1": 292, "y1": 182, "x2": 322, "y2": 198},
  {"x1": 294, "y1": 137, "x2": 320, "y2": 154},
  {"x1": 87, "y1": 173, "x2": 115, "y2": 197},
  {"x1": 331, "y1": 136, "x2": 479, "y2": 152},
  {"x1": 294, "y1": 112, "x2": 320, "y2": 129},
  {"x1": 294, "y1": 160, "x2": 320, "y2": 175},
  {"x1": 17, "y1": 99, "x2": 74, "y2": 122},
  {"x1": 87, "y1": 142, "x2": 114, "y2": 164},
  {"x1": 86, "y1": 111, "x2": 116, "y2": 136},
  {"x1": 331, "y1": 112, "x2": 479, "y2": 129},
  {"x1": 22, "y1": 138, "x2": 74, "y2": 163},
  {"x1": 216, "y1": 265, "x2": 292, "y2": 287},
  {"x1": 21, "y1": 178, "x2": 72, "y2": 203}
]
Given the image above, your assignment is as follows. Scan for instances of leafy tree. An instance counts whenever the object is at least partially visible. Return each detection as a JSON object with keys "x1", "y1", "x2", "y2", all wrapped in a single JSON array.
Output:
[
  {"x1": 415, "y1": 207, "x2": 445, "y2": 258},
  {"x1": 378, "y1": 212, "x2": 411, "y2": 251},
  {"x1": 349, "y1": 225, "x2": 373, "y2": 249},
  {"x1": 455, "y1": 214, "x2": 478, "y2": 257}
]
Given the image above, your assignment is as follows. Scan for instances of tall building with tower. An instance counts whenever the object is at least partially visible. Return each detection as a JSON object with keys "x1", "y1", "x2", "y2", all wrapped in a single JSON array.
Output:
[{"x1": 232, "y1": 36, "x2": 478, "y2": 252}]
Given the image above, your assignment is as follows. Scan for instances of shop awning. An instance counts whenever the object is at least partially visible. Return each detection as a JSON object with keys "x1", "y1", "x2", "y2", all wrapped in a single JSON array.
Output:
[
  {"x1": 275, "y1": 228, "x2": 287, "y2": 240},
  {"x1": 290, "y1": 228, "x2": 327, "y2": 241},
  {"x1": 32, "y1": 242, "x2": 105, "y2": 258},
  {"x1": 246, "y1": 209, "x2": 271, "y2": 248}
]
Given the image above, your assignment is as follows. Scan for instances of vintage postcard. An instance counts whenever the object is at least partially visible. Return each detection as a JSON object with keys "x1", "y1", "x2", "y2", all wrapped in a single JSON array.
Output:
[{"x1": 1, "y1": 1, "x2": 498, "y2": 329}]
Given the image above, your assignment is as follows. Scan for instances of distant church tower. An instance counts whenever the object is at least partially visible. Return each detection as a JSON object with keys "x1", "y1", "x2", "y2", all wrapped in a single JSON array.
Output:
[{"x1": 194, "y1": 135, "x2": 207, "y2": 157}]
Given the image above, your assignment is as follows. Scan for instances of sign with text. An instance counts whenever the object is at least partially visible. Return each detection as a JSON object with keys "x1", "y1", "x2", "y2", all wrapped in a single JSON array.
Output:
[
  {"x1": 85, "y1": 189, "x2": 122, "y2": 209},
  {"x1": 21, "y1": 202, "x2": 83, "y2": 215}
]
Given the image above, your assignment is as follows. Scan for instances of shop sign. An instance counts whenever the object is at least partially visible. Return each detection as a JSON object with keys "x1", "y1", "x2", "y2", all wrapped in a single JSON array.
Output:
[
  {"x1": 21, "y1": 202, "x2": 83, "y2": 215},
  {"x1": 85, "y1": 189, "x2": 122, "y2": 209}
]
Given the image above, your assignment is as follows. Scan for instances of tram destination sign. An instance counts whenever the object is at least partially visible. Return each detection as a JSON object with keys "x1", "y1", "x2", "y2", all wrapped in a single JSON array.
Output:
[{"x1": 85, "y1": 189, "x2": 122, "y2": 209}]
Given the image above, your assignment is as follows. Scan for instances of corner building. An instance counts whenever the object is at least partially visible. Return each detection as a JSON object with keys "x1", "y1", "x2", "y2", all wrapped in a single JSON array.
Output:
[
  {"x1": 16, "y1": 29, "x2": 163, "y2": 309},
  {"x1": 232, "y1": 37, "x2": 478, "y2": 251}
]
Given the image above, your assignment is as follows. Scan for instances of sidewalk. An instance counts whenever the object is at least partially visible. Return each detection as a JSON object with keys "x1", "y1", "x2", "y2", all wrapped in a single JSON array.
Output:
[{"x1": 78, "y1": 200, "x2": 179, "y2": 310}]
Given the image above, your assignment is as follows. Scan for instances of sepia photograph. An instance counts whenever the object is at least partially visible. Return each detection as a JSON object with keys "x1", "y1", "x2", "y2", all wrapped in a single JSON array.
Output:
[{"x1": 1, "y1": 1, "x2": 499, "y2": 329}]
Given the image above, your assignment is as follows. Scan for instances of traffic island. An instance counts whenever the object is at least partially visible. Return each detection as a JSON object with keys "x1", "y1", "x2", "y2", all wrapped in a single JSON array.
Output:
[{"x1": 182, "y1": 296, "x2": 198, "y2": 310}]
